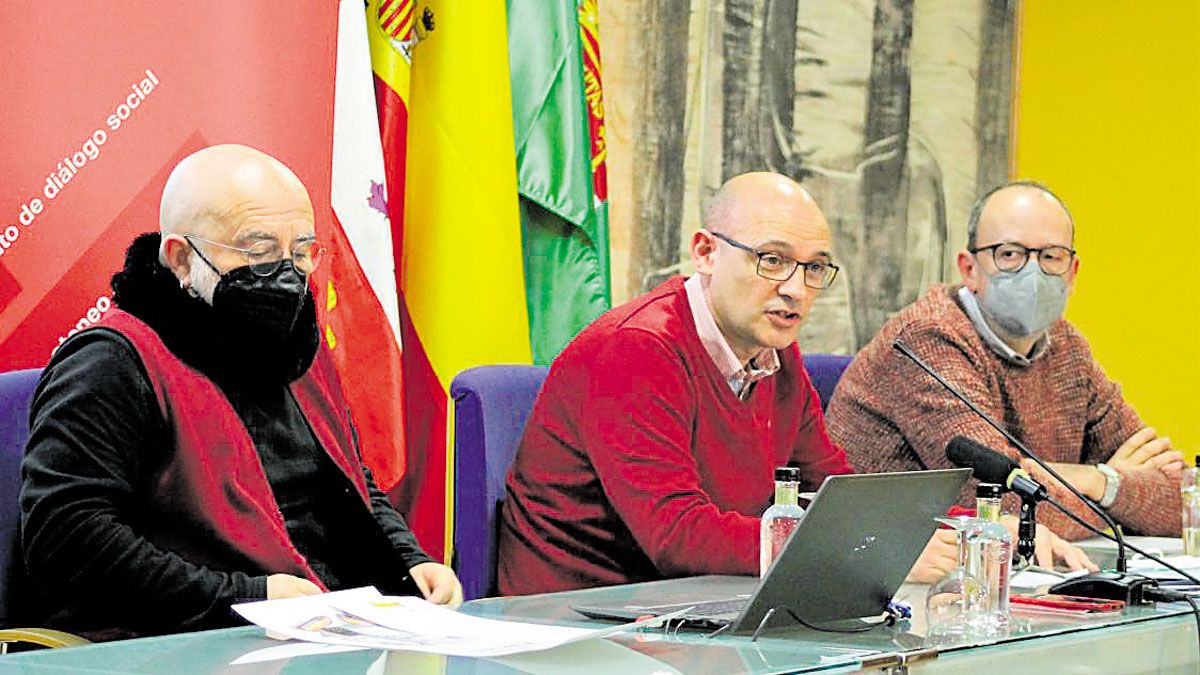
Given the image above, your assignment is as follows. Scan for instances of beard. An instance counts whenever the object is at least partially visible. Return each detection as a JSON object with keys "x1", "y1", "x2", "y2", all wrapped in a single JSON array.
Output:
[{"x1": 187, "y1": 251, "x2": 219, "y2": 305}]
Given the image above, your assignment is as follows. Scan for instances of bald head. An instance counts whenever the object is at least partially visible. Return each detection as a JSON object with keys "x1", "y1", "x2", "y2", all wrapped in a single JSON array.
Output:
[
  {"x1": 967, "y1": 180, "x2": 1073, "y2": 251},
  {"x1": 704, "y1": 172, "x2": 829, "y2": 239},
  {"x1": 692, "y1": 172, "x2": 834, "y2": 364},
  {"x1": 160, "y1": 144, "x2": 313, "y2": 240},
  {"x1": 956, "y1": 180, "x2": 1079, "y2": 352},
  {"x1": 158, "y1": 145, "x2": 317, "y2": 300}
]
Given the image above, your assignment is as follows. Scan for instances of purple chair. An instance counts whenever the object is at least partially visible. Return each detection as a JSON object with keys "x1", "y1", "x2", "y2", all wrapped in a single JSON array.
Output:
[
  {"x1": 450, "y1": 365, "x2": 549, "y2": 601},
  {"x1": 802, "y1": 353, "x2": 853, "y2": 410},
  {"x1": 0, "y1": 368, "x2": 88, "y2": 648},
  {"x1": 0, "y1": 369, "x2": 40, "y2": 624}
]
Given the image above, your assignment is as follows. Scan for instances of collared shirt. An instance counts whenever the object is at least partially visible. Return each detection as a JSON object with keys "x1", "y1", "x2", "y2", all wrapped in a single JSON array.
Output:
[
  {"x1": 684, "y1": 275, "x2": 780, "y2": 399},
  {"x1": 957, "y1": 286, "x2": 1050, "y2": 367}
]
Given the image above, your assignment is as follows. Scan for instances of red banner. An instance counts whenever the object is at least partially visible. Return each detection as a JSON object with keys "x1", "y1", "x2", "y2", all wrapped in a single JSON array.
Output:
[{"x1": 0, "y1": 4, "x2": 337, "y2": 369}]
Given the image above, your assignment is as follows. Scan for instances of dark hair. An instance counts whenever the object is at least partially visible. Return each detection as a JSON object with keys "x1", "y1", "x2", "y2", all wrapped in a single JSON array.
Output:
[{"x1": 966, "y1": 180, "x2": 1074, "y2": 250}]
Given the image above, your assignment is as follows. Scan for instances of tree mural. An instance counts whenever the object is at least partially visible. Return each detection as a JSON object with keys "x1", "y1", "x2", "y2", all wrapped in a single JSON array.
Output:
[
  {"x1": 627, "y1": 1, "x2": 691, "y2": 294},
  {"x1": 856, "y1": 0, "x2": 914, "y2": 346},
  {"x1": 604, "y1": 0, "x2": 1016, "y2": 350}
]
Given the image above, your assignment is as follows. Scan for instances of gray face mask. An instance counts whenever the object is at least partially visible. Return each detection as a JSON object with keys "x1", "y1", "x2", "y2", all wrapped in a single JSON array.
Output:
[{"x1": 977, "y1": 263, "x2": 1068, "y2": 337}]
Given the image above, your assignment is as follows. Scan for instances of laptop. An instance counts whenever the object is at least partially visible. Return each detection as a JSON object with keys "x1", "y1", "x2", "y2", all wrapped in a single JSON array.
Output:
[{"x1": 572, "y1": 468, "x2": 971, "y2": 634}]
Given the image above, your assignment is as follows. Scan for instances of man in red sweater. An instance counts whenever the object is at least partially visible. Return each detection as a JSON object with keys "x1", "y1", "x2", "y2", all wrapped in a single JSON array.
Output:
[
  {"x1": 501, "y1": 172, "x2": 942, "y2": 596},
  {"x1": 827, "y1": 181, "x2": 1184, "y2": 543}
]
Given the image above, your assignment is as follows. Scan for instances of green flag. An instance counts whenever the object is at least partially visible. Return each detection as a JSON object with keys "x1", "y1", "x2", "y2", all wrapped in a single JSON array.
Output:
[{"x1": 507, "y1": 0, "x2": 611, "y2": 365}]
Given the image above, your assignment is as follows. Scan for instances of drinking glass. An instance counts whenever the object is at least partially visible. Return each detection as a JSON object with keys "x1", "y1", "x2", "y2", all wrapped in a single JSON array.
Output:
[{"x1": 924, "y1": 516, "x2": 988, "y2": 645}]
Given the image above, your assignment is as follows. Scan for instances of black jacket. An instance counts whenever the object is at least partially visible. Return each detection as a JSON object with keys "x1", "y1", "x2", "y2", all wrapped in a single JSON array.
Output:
[{"x1": 20, "y1": 233, "x2": 431, "y2": 639}]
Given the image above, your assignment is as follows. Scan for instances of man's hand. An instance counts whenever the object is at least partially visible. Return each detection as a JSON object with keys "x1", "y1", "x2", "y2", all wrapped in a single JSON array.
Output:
[
  {"x1": 410, "y1": 562, "x2": 464, "y2": 609},
  {"x1": 999, "y1": 516, "x2": 1097, "y2": 572},
  {"x1": 267, "y1": 574, "x2": 323, "y2": 600},
  {"x1": 1041, "y1": 428, "x2": 1186, "y2": 501},
  {"x1": 906, "y1": 529, "x2": 960, "y2": 583},
  {"x1": 1039, "y1": 461, "x2": 1107, "y2": 502},
  {"x1": 1107, "y1": 427, "x2": 1185, "y2": 478},
  {"x1": 907, "y1": 518, "x2": 1098, "y2": 584}
]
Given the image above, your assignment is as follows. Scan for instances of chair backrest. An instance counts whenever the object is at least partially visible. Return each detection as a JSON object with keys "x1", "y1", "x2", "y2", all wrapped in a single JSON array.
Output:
[
  {"x1": 450, "y1": 365, "x2": 549, "y2": 601},
  {"x1": 0, "y1": 368, "x2": 42, "y2": 626},
  {"x1": 802, "y1": 353, "x2": 853, "y2": 410}
]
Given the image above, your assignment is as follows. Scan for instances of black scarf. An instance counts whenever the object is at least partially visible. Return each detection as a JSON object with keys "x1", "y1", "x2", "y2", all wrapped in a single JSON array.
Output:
[{"x1": 110, "y1": 232, "x2": 319, "y2": 386}]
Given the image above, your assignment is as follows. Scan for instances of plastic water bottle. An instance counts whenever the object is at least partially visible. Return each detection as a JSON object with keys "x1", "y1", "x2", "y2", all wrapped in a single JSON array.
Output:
[
  {"x1": 760, "y1": 467, "x2": 805, "y2": 576},
  {"x1": 967, "y1": 483, "x2": 1012, "y2": 634},
  {"x1": 1182, "y1": 456, "x2": 1200, "y2": 556}
]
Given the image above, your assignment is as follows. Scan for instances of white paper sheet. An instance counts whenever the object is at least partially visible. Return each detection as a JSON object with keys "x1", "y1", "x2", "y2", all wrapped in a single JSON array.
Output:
[
  {"x1": 1074, "y1": 535, "x2": 1185, "y2": 558},
  {"x1": 232, "y1": 587, "x2": 682, "y2": 658},
  {"x1": 1128, "y1": 554, "x2": 1200, "y2": 576},
  {"x1": 1010, "y1": 567, "x2": 1089, "y2": 588}
]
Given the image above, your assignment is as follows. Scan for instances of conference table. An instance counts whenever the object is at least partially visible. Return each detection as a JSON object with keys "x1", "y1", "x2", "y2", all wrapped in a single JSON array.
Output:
[{"x1": 0, "y1": 575, "x2": 1194, "y2": 674}]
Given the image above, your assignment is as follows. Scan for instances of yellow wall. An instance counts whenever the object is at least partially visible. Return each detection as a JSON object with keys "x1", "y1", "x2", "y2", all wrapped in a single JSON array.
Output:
[{"x1": 1015, "y1": 2, "x2": 1200, "y2": 453}]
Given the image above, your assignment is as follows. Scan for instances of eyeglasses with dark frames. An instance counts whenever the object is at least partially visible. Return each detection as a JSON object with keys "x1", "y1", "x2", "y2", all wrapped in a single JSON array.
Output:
[
  {"x1": 969, "y1": 242, "x2": 1075, "y2": 276},
  {"x1": 710, "y1": 231, "x2": 838, "y2": 289}
]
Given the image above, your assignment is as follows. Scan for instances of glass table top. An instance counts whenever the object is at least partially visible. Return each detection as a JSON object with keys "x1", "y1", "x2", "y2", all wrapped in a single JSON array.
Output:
[{"x1": 0, "y1": 575, "x2": 1191, "y2": 674}]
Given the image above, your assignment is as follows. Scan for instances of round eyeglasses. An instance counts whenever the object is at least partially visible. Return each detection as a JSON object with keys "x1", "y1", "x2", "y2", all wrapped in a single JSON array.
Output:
[
  {"x1": 969, "y1": 242, "x2": 1075, "y2": 276},
  {"x1": 185, "y1": 234, "x2": 322, "y2": 276},
  {"x1": 711, "y1": 231, "x2": 838, "y2": 289}
]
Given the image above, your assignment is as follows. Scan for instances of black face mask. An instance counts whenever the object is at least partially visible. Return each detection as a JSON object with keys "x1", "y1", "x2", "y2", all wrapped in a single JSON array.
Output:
[{"x1": 211, "y1": 261, "x2": 309, "y2": 344}]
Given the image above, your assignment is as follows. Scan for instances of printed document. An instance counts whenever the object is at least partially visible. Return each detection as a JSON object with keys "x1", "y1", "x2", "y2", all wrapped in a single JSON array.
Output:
[{"x1": 233, "y1": 587, "x2": 679, "y2": 658}]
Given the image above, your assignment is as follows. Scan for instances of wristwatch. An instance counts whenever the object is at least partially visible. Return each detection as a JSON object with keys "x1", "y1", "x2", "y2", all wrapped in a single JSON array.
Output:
[{"x1": 1096, "y1": 463, "x2": 1121, "y2": 508}]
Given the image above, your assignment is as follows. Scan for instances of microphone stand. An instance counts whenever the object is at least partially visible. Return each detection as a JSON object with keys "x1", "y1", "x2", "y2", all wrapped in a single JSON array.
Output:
[
  {"x1": 892, "y1": 340, "x2": 1167, "y2": 604},
  {"x1": 1017, "y1": 495, "x2": 1038, "y2": 566}
]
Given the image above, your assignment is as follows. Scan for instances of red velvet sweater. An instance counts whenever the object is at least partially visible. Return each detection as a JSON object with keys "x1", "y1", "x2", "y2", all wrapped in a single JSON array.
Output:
[
  {"x1": 498, "y1": 277, "x2": 853, "y2": 595},
  {"x1": 98, "y1": 310, "x2": 372, "y2": 586}
]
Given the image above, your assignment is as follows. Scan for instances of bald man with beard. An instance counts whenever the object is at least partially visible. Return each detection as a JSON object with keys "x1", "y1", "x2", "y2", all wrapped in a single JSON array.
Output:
[{"x1": 21, "y1": 144, "x2": 460, "y2": 640}]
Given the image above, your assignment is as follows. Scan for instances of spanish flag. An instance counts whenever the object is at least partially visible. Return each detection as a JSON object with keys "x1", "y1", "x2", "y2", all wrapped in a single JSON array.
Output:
[
  {"x1": 369, "y1": 0, "x2": 612, "y2": 563},
  {"x1": 374, "y1": 0, "x2": 531, "y2": 562}
]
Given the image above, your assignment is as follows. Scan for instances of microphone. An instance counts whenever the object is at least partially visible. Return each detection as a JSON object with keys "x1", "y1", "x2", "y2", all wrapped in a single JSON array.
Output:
[
  {"x1": 946, "y1": 436, "x2": 1046, "y2": 502},
  {"x1": 946, "y1": 436, "x2": 1042, "y2": 563},
  {"x1": 892, "y1": 339, "x2": 1130, "y2": 571},
  {"x1": 892, "y1": 339, "x2": 1200, "y2": 604}
]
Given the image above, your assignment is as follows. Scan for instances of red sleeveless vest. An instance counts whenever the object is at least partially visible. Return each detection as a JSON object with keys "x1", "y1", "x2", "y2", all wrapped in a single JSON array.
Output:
[{"x1": 94, "y1": 309, "x2": 372, "y2": 590}]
